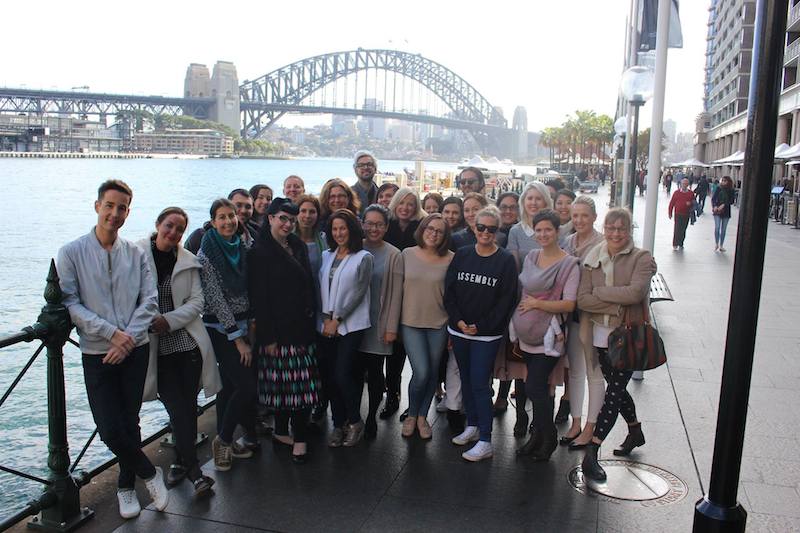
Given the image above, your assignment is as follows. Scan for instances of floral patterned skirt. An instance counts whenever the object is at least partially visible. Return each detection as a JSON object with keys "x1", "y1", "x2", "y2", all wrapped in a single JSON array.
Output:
[{"x1": 257, "y1": 343, "x2": 321, "y2": 411}]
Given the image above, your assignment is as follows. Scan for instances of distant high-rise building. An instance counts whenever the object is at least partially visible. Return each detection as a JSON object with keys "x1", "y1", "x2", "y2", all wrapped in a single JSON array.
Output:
[
  {"x1": 363, "y1": 98, "x2": 386, "y2": 140},
  {"x1": 512, "y1": 106, "x2": 529, "y2": 160},
  {"x1": 663, "y1": 119, "x2": 677, "y2": 144}
]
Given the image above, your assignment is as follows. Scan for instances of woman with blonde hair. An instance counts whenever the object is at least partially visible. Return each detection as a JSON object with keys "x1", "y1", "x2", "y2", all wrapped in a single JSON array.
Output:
[
  {"x1": 283, "y1": 175, "x2": 306, "y2": 203},
  {"x1": 380, "y1": 187, "x2": 427, "y2": 418}
]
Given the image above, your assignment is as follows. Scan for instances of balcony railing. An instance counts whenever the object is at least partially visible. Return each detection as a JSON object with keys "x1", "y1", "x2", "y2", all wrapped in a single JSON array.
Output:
[{"x1": 786, "y1": 38, "x2": 800, "y2": 65}]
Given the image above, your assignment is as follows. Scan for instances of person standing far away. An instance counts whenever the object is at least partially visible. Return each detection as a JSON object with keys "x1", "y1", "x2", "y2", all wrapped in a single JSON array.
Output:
[
  {"x1": 711, "y1": 175, "x2": 736, "y2": 252},
  {"x1": 694, "y1": 174, "x2": 710, "y2": 216},
  {"x1": 57, "y1": 179, "x2": 169, "y2": 520},
  {"x1": 351, "y1": 150, "x2": 379, "y2": 216},
  {"x1": 668, "y1": 178, "x2": 694, "y2": 250},
  {"x1": 458, "y1": 167, "x2": 486, "y2": 195}
]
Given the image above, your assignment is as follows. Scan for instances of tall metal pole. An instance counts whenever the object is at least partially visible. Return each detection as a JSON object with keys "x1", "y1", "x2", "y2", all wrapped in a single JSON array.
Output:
[
  {"x1": 628, "y1": 102, "x2": 642, "y2": 213},
  {"x1": 620, "y1": 0, "x2": 640, "y2": 208},
  {"x1": 693, "y1": 1, "x2": 789, "y2": 531},
  {"x1": 642, "y1": 0, "x2": 671, "y2": 252}
]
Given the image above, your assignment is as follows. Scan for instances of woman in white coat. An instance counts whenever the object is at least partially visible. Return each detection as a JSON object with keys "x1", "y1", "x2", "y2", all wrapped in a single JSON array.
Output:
[{"x1": 139, "y1": 207, "x2": 221, "y2": 497}]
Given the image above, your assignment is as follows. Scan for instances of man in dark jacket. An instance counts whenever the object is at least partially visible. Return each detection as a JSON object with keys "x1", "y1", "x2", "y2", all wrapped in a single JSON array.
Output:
[{"x1": 694, "y1": 175, "x2": 710, "y2": 215}]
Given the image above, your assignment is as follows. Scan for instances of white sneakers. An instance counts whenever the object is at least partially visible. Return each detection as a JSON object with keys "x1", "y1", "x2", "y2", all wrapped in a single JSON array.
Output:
[
  {"x1": 144, "y1": 466, "x2": 170, "y2": 512},
  {"x1": 462, "y1": 440, "x2": 494, "y2": 462},
  {"x1": 451, "y1": 426, "x2": 480, "y2": 446},
  {"x1": 117, "y1": 489, "x2": 141, "y2": 519}
]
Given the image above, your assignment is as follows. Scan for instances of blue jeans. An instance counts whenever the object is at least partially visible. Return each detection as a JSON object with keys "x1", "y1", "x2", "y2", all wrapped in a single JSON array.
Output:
[
  {"x1": 402, "y1": 325, "x2": 448, "y2": 418},
  {"x1": 451, "y1": 335, "x2": 501, "y2": 442},
  {"x1": 714, "y1": 215, "x2": 730, "y2": 246}
]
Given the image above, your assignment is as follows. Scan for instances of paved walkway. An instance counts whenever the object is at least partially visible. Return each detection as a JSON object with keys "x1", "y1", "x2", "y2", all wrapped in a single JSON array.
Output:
[{"x1": 36, "y1": 185, "x2": 800, "y2": 532}]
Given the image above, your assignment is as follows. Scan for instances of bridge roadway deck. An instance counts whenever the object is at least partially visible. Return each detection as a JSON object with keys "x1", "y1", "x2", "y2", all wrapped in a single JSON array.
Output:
[{"x1": 14, "y1": 185, "x2": 800, "y2": 532}]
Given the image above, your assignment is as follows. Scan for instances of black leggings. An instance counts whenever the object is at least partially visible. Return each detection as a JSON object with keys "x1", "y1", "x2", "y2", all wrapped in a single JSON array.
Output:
[
  {"x1": 384, "y1": 341, "x2": 406, "y2": 398},
  {"x1": 359, "y1": 353, "x2": 385, "y2": 421},
  {"x1": 275, "y1": 408, "x2": 312, "y2": 443},
  {"x1": 158, "y1": 348, "x2": 203, "y2": 480},
  {"x1": 208, "y1": 328, "x2": 257, "y2": 444},
  {"x1": 594, "y1": 348, "x2": 638, "y2": 441},
  {"x1": 524, "y1": 353, "x2": 559, "y2": 435}
]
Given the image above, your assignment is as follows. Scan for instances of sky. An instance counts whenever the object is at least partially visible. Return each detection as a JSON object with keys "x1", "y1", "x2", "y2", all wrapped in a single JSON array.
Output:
[{"x1": 1, "y1": 0, "x2": 710, "y2": 135}]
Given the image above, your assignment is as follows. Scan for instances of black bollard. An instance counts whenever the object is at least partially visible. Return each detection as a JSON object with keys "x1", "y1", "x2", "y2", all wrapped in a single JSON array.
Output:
[
  {"x1": 29, "y1": 260, "x2": 94, "y2": 531},
  {"x1": 692, "y1": 0, "x2": 789, "y2": 531}
]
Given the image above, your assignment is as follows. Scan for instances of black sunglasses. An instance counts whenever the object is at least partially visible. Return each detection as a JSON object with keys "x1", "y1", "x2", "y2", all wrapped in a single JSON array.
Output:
[{"x1": 475, "y1": 223, "x2": 498, "y2": 234}]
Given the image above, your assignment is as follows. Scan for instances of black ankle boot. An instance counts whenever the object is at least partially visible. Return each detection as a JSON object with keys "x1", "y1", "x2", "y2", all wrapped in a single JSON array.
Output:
[
  {"x1": 516, "y1": 432, "x2": 539, "y2": 456},
  {"x1": 582, "y1": 443, "x2": 607, "y2": 481},
  {"x1": 613, "y1": 422, "x2": 645, "y2": 456},
  {"x1": 379, "y1": 394, "x2": 399, "y2": 419},
  {"x1": 364, "y1": 417, "x2": 377, "y2": 440},
  {"x1": 554, "y1": 398, "x2": 570, "y2": 424},
  {"x1": 530, "y1": 398, "x2": 558, "y2": 462}
]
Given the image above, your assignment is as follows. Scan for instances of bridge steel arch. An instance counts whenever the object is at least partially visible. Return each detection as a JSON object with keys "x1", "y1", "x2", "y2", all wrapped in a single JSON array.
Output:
[{"x1": 239, "y1": 49, "x2": 507, "y2": 143}]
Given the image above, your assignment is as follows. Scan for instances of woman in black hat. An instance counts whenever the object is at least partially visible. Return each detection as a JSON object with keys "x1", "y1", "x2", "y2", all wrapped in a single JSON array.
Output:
[{"x1": 248, "y1": 198, "x2": 321, "y2": 464}]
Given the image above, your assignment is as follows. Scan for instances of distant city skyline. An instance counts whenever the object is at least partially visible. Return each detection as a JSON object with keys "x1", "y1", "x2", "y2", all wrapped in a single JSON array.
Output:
[{"x1": 2, "y1": 1, "x2": 710, "y2": 135}]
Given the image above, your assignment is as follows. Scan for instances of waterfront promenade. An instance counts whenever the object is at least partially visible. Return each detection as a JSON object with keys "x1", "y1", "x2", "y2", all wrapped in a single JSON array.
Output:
[{"x1": 11, "y1": 185, "x2": 800, "y2": 532}]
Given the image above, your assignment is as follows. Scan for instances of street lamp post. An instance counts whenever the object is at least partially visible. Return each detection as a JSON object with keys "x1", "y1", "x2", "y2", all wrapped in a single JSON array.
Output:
[{"x1": 620, "y1": 66, "x2": 654, "y2": 215}]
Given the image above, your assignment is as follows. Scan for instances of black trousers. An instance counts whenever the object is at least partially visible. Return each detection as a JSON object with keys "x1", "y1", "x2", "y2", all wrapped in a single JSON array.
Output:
[
  {"x1": 208, "y1": 328, "x2": 257, "y2": 444},
  {"x1": 82, "y1": 345, "x2": 156, "y2": 489},
  {"x1": 523, "y1": 353, "x2": 559, "y2": 435},
  {"x1": 384, "y1": 341, "x2": 406, "y2": 399},
  {"x1": 594, "y1": 348, "x2": 637, "y2": 441},
  {"x1": 275, "y1": 408, "x2": 312, "y2": 443},
  {"x1": 317, "y1": 331, "x2": 365, "y2": 427},
  {"x1": 673, "y1": 214, "x2": 690, "y2": 247},
  {"x1": 359, "y1": 353, "x2": 386, "y2": 421},
  {"x1": 158, "y1": 348, "x2": 203, "y2": 480}
]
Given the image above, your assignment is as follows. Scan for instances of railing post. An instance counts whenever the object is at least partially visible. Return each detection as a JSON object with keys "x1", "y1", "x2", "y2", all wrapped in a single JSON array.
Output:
[{"x1": 29, "y1": 260, "x2": 93, "y2": 531}]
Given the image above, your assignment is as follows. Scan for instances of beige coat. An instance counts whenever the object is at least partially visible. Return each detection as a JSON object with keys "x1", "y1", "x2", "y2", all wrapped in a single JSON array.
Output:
[
  {"x1": 137, "y1": 238, "x2": 222, "y2": 402},
  {"x1": 376, "y1": 245, "x2": 404, "y2": 338},
  {"x1": 577, "y1": 240, "x2": 654, "y2": 330}
]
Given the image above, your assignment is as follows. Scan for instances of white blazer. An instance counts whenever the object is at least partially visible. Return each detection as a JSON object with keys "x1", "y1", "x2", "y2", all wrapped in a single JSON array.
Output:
[{"x1": 318, "y1": 249, "x2": 371, "y2": 335}]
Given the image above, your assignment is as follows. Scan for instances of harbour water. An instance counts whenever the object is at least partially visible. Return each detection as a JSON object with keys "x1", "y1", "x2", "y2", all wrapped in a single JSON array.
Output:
[{"x1": 0, "y1": 156, "x2": 460, "y2": 519}]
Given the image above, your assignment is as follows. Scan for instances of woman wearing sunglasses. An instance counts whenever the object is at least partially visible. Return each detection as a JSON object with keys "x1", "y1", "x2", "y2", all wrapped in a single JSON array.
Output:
[{"x1": 444, "y1": 206, "x2": 518, "y2": 462}]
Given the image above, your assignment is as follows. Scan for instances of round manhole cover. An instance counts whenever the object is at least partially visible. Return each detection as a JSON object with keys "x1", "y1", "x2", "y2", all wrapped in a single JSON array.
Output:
[{"x1": 568, "y1": 460, "x2": 688, "y2": 507}]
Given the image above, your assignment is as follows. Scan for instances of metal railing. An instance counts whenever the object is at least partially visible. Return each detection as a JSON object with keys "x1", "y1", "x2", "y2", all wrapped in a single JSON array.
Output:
[{"x1": 0, "y1": 261, "x2": 215, "y2": 532}]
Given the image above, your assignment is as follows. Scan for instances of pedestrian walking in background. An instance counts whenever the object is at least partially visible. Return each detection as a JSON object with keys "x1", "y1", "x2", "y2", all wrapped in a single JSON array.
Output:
[
  {"x1": 668, "y1": 178, "x2": 694, "y2": 250},
  {"x1": 694, "y1": 174, "x2": 709, "y2": 216},
  {"x1": 711, "y1": 176, "x2": 736, "y2": 252}
]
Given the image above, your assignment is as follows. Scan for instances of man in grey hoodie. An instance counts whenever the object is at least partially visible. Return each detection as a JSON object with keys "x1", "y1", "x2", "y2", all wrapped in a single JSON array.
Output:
[{"x1": 57, "y1": 179, "x2": 169, "y2": 520}]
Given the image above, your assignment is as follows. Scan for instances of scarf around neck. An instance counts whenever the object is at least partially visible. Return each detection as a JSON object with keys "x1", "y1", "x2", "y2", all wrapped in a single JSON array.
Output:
[{"x1": 201, "y1": 228, "x2": 247, "y2": 295}]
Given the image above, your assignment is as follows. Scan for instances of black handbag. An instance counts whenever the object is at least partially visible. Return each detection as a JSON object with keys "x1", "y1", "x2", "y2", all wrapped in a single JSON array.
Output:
[{"x1": 606, "y1": 302, "x2": 667, "y2": 371}]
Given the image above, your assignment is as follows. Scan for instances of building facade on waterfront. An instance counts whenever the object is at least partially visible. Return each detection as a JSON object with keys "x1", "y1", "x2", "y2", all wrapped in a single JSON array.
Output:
[
  {"x1": 694, "y1": 0, "x2": 800, "y2": 182},
  {"x1": 0, "y1": 114, "x2": 122, "y2": 152},
  {"x1": 132, "y1": 129, "x2": 234, "y2": 155}
]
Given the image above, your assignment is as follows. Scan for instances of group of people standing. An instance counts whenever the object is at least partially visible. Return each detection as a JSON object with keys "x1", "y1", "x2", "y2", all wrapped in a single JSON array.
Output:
[
  {"x1": 57, "y1": 151, "x2": 657, "y2": 521},
  {"x1": 668, "y1": 173, "x2": 735, "y2": 251}
]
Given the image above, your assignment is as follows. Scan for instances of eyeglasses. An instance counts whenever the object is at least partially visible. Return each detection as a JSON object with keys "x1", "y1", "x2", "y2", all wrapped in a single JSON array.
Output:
[
  {"x1": 461, "y1": 179, "x2": 478, "y2": 186},
  {"x1": 363, "y1": 222, "x2": 386, "y2": 230},
  {"x1": 475, "y1": 224, "x2": 498, "y2": 234},
  {"x1": 275, "y1": 215, "x2": 297, "y2": 225},
  {"x1": 356, "y1": 163, "x2": 375, "y2": 169},
  {"x1": 604, "y1": 225, "x2": 629, "y2": 234},
  {"x1": 499, "y1": 205, "x2": 517, "y2": 211},
  {"x1": 424, "y1": 226, "x2": 445, "y2": 236}
]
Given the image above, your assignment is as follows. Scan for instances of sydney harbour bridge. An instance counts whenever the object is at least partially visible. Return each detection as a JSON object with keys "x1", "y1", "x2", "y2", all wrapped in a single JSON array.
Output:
[{"x1": 0, "y1": 49, "x2": 531, "y2": 157}]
